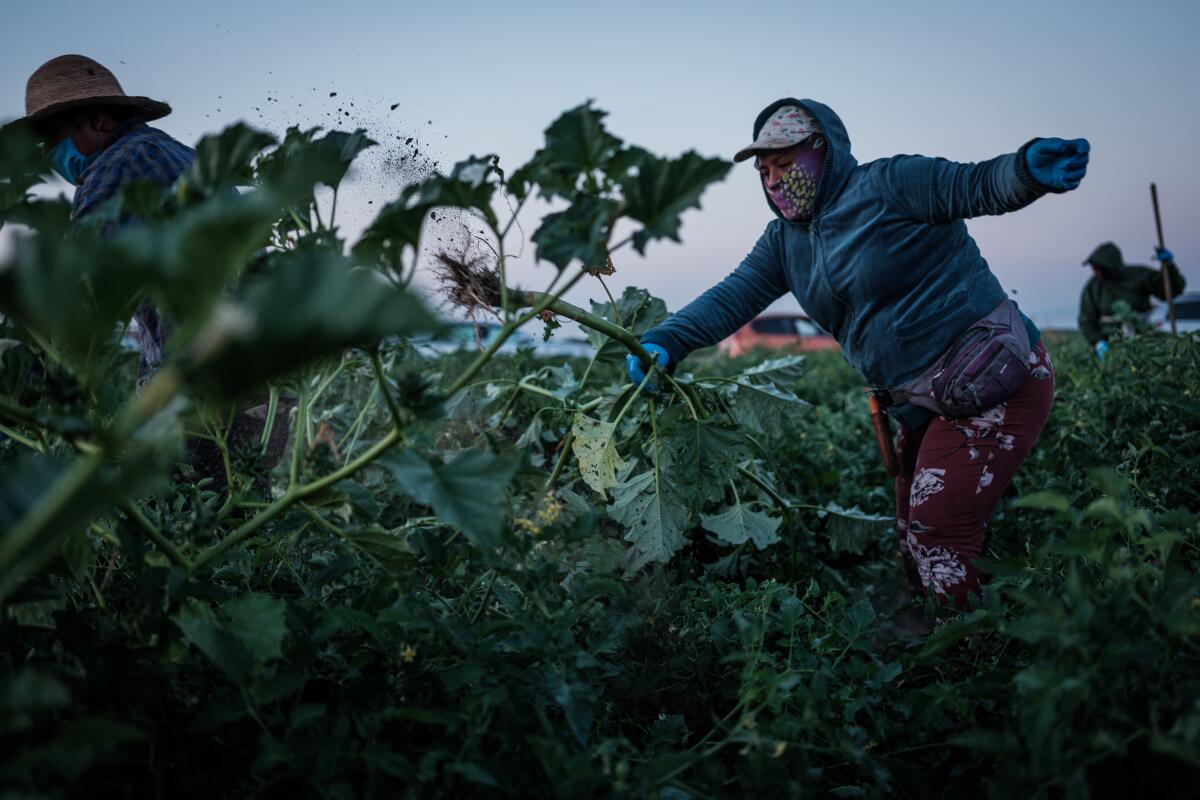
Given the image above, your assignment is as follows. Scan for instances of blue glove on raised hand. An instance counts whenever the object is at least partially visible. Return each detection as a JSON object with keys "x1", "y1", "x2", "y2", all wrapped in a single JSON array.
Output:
[
  {"x1": 1095, "y1": 339, "x2": 1109, "y2": 360},
  {"x1": 1154, "y1": 246, "x2": 1175, "y2": 264},
  {"x1": 626, "y1": 344, "x2": 669, "y2": 393},
  {"x1": 1026, "y1": 137, "x2": 1090, "y2": 191}
]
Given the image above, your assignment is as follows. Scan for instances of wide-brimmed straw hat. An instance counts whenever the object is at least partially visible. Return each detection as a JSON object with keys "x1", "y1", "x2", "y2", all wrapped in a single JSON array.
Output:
[{"x1": 19, "y1": 54, "x2": 171, "y2": 126}]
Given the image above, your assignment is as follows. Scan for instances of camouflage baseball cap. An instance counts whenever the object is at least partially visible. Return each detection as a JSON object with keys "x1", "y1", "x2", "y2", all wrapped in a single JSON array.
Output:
[{"x1": 733, "y1": 105, "x2": 820, "y2": 163}]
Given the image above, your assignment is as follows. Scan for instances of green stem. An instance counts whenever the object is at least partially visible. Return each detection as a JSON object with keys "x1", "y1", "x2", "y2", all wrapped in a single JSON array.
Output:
[
  {"x1": 490, "y1": 222, "x2": 510, "y2": 322},
  {"x1": 123, "y1": 501, "x2": 192, "y2": 569},
  {"x1": 0, "y1": 396, "x2": 41, "y2": 429},
  {"x1": 259, "y1": 385, "x2": 280, "y2": 450},
  {"x1": 339, "y1": 383, "x2": 380, "y2": 454},
  {"x1": 543, "y1": 431, "x2": 576, "y2": 492},
  {"x1": 737, "y1": 464, "x2": 790, "y2": 511},
  {"x1": 0, "y1": 422, "x2": 44, "y2": 452},
  {"x1": 514, "y1": 290, "x2": 653, "y2": 366},
  {"x1": 288, "y1": 387, "x2": 309, "y2": 489},
  {"x1": 515, "y1": 381, "x2": 560, "y2": 402},
  {"x1": 201, "y1": 409, "x2": 236, "y2": 499},
  {"x1": 309, "y1": 354, "x2": 350, "y2": 407},
  {"x1": 0, "y1": 452, "x2": 104, "y2": 571},
  {"x1": 613, "y1": 369, "x2": 654, "y2": 427},
  {"x1": 471, "y1": 567, "x2": 501, "y2": 624},
  {"x1": 596, "y1": 274, "x2": 623, "y2": 327},
  {"x1": 370, "y1": 349, "x2": 404, "y2": 428},
  {"x1": 189, "y1": 427, "x2": 404, "y2": 572}
]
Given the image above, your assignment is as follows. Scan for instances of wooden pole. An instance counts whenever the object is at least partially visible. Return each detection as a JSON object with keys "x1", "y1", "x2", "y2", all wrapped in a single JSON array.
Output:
[{"x1": 1150, "y1": 183, "x2": 1177, "y2": 335}]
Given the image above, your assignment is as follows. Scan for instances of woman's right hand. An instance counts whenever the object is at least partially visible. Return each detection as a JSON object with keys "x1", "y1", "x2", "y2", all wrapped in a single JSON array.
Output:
[
  {"x1": 1025, "y1": 138, "x2": 1090, "y2": 191},
  {"x1": 625, "y1": 344, "x2": 669, "y2": 393}
]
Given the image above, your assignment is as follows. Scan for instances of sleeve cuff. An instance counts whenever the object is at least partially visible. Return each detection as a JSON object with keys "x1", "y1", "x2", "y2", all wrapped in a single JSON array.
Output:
[{"x1": 1014, "y1": 138, "x2": 1067, "y2": 195}]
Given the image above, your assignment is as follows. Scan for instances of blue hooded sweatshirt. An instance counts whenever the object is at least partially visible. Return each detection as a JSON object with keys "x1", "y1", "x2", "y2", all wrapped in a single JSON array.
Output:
[{"x1": 641, "y1": 98, "x2": 1047, "y2": 429}]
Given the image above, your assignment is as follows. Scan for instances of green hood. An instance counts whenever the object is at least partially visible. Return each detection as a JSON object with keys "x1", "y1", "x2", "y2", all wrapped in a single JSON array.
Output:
[{"x1": 1085, "y1": 242, "x2": 1125, "y2": 278}]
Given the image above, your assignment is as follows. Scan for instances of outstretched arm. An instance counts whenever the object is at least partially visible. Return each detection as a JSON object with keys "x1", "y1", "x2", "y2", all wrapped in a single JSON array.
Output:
[
  {"x1": 880, "y1": 138, "x2": 1089, "y2": 223},
  {"x1": 640, "y1": 226, "x2": 788, "y2": 365}
]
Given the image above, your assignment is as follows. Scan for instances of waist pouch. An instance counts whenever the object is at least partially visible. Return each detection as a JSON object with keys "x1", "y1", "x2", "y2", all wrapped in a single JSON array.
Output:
[{"x1": 887, "y1": 299, "x2": 1031, "y2": 418}]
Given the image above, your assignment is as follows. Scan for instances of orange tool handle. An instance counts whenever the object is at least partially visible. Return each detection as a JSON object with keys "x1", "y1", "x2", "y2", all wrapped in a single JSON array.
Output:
[{"x1": 867, "y1": 391, "x2": 899, "y2": 477}]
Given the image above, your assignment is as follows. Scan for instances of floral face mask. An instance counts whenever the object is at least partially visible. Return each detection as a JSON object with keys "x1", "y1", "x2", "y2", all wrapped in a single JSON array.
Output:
[{"x1": 763, "y1": 135, "x2": 826, "y2": 221}]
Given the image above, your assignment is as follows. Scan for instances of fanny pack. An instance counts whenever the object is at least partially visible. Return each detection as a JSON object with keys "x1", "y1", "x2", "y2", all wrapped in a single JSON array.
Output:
[{"x1": 882, "y1": 299, "x2": 1031, "y2": 418}]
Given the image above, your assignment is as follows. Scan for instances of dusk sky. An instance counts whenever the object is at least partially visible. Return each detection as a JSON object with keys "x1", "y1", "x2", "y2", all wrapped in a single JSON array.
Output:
[{"x1": 4, "y1": 0, "x2": 1198, "y2": 329}]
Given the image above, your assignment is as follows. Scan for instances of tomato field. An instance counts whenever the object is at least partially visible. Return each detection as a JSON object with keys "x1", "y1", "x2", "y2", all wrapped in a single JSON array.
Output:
[{"x1": 2, "y1": 105, "x2": 1199, "y2": 798}]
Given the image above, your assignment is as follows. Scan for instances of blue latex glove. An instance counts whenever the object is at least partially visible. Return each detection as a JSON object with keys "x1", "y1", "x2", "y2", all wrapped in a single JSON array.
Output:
[
  {"x1": 1026, "y1": 138, "x2": 1090, "y2": 191},
  {"x1": 1154, "y1": 246, "x2": 1175, "y2": 264},
  {"x1": 1095, "y1": 339, "x2": 1109, "y2": 360},
  {"x1": 626, "y1": 344, "x2": 669, "y2": 393}
]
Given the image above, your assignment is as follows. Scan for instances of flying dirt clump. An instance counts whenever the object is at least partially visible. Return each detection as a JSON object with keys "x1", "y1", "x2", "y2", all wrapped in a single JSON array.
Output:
[{"x1": 433, "y1": 230, "x2": 504, "y2": 319}]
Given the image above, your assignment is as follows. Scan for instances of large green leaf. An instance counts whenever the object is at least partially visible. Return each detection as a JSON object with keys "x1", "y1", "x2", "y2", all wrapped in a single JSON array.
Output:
[
  {"x1": 822, "y1": 503, "x2": 893, "y2": 555},
  {"x1": 571, "y1": 413, "x2": 630, "y2": 496},
  {"x1": 380, "y1": 449, "x2": 516, "y2": 550},
  {"x1": 0, "y1": 121, "x2": 49, "y2": 226},
  {"x1": 339, "y1": 525, "x2": 417, "y2": 577},
  {"x1": 701, "y1": 502, "x2": 781, "y2": 550},
  {"x1": 608, "y1": 468, "x2": 689, "y2": 571},
  {"x1": 127, "y1": 190, "x2": 280, "y2": 334},
  {"x1": 530, "y1": 193, "x2": 616, "y2": 271},
  {"x1": 660, "y1": 409, "x2": 749, "y2": 506},
  {"x1": 402, "y1": 156, "x2": 499, "y2": 226},
  {"x1": 619, "y1": 150, "x2": 731, "y2": 254},
  {"x1": 509, "y1": 102, "x2": 622, "y2": 200},
  {"x1": 585, "y1": 286, "x2": 669, "y2": 363},
  {"x1": 174, "y1": 593, "x2": 286, "y2": 684},
  {"x1": 222, "y1": 593, "x2": 288, "y2": 665},
  {"x1": 352, "y1": 197, "x2": 433, "y2": 274},
  {"x1": 718, "y1": 356, "x2": 809, "y2": 436},
  {"x1": 255, "y1": 126, "x2": 376, "y2": 206},
  {"x1": 186, "y1": 249, "x2": 440, "y2": 397},
  {"x1": 180, "y1": 123, "x2": 276, "y2": 197},
  {"x1": 0, "y1": 450, "x2": 167, "y2": 597}
]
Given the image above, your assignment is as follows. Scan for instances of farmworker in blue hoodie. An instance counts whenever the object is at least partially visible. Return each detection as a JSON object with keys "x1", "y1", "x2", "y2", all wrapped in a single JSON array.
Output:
[
  {"x1": 16, "y1": 54, "x2": 289, "y2": 491},
  {"x1": 628, "y1": 100, "x2": 1089, "y2": 607}
]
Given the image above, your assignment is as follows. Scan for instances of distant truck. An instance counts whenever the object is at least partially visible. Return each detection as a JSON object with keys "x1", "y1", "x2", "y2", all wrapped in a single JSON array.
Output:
[
  {"x1": 719, "y1": 313, "x2": 839, "y2": 358},
  {"x1": 1147, "y1": 292, "x2": 1200, "y2": 334}
]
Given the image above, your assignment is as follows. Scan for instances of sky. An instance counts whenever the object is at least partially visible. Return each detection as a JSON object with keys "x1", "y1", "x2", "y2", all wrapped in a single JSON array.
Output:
[{"x1": 3, "y1": 0, "x2": 1199, "y2": 330}]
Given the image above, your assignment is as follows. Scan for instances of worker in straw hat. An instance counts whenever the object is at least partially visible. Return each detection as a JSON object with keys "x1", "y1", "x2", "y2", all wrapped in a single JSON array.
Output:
[
  {"x1": 15, "y1": 55, "x2": 289, "y2": 491},
  {"x1": 18, "y1": 54, "x2": 195, "y2": 221}
]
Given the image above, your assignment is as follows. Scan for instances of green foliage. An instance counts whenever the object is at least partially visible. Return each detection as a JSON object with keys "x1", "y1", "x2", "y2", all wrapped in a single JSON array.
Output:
[
  {"x1": 381, "y1": 448, "x2": 517, "y2": 550},
  {"x1": 1, "y1": 102, "x2": 1198, "y2": 800}
]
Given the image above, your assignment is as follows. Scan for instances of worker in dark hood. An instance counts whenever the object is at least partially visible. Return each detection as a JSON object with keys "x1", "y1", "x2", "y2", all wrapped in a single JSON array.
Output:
[
  {"x1": 1079, "y1": 241, "x2": 1185, "y2": 354},
  {"x1": 627, "y1": 99, "x2": 1089, "y2": 608}
]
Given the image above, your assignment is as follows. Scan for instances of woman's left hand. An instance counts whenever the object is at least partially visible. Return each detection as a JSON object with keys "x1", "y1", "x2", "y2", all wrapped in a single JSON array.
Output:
[{"x1": 1026, "y1": 137, "x2": 1090, "y2": 191}]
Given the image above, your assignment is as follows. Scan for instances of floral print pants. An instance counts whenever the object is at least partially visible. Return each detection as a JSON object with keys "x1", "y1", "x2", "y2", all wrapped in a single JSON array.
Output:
[{"x1": 894, "y1": 343, "x2": 1055, "y2": 606}]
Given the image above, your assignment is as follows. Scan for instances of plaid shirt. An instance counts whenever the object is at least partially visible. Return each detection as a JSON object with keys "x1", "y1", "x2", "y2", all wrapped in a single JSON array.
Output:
[
  {"x1": 72, "y1": 121, "x2": 195, "y2": 219},
  {"x1": 73, "y1": 121, "x2": 195, "y2": 385}
]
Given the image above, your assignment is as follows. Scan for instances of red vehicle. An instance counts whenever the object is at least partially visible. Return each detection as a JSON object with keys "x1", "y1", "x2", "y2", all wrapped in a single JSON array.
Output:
[{"x1": 719, "y1": 313, "x2": 840, "y2": 358}]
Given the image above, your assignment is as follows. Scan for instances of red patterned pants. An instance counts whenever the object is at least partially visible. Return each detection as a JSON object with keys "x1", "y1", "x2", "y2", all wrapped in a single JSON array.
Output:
[{"x1": 894, "y1": 343, "x2": 1055, "y2": 606}]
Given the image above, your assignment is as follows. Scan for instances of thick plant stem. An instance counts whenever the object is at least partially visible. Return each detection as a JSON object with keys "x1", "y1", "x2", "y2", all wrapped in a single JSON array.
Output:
[
  {"x1": 515, "y1": 290, "x2": 654, "y2": 366},
  {"x1": 0, "y1": 452, "x2": 104, "y2": 571},
  {"x1": 189, "y1": 427, "x2": 404, "y2": 572}
]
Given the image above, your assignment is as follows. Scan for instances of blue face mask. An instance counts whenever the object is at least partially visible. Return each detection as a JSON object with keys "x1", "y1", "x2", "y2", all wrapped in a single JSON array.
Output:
[{"x1": 47, "y1": 134, "x2": 95, "y2": 185}]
